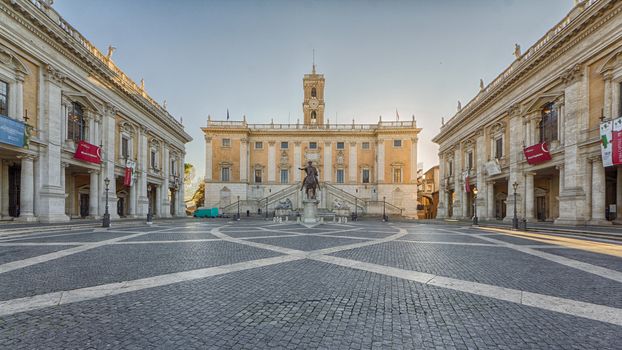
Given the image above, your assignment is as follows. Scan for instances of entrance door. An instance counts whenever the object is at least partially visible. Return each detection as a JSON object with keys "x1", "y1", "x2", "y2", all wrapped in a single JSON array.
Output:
[
  {"x1": 8, "y1": 164, "x2": 20, "y2": 217},
  {"x1": 79, "y1": 194, "x2": 89, "y2": 218},
  {"x1": 117, "y1": 197, "x2": 125, "y2": 217},
  {"x1": 536, "y1": 197, "x2": 546, "y2": 221}
]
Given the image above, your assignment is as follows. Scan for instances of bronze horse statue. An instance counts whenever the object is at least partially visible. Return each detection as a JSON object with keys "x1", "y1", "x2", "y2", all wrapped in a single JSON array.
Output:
[{"x1": 299, "y1": 161, "x2": 320, "y2": 200}]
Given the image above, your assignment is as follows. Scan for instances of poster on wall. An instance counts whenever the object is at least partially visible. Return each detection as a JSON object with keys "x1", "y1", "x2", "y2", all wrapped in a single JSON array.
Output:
[
  {"x1": 600, "y1": 117, "x2": 622, "y2": 167},
  {"x1": 0, "y1": 114, "x2": 25, "y2": 147},
  {"x1": 484, "y1": 159, "x2": 502, "y2": 176},
  {"x1": 523, "y1": 143, "x2": 552, "y2": 165}
]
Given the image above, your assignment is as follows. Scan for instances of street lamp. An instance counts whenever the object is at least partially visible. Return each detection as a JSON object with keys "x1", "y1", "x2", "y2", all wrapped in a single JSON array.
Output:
[
  {"x1": 236, "y1": 195, "x2": 240, "y2": 220},
  {"x1": 147, "y1": 185, "x2": 153, "y2": 224},
  {"x1": 472, "y1": 187, "x2": 478, "y2": 226},
  {"x1": 512, "y1": 181, "x2": 519, "y2": 229},
  {"x1": 382, "y1": 196, "x2": 388, "y2": 222},
  {"x1": 102, "y1": 177, "x2": 111, "y2": 227}
]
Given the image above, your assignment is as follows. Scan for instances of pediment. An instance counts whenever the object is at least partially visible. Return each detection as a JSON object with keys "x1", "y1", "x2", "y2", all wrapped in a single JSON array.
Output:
[
  {"x1": 524, "y1": 92, "x2": 563, "y2": 114},
  {"x1": 0, "y1": 45, "x2": 30, "y2": 75},
  {"x1": 62, "y1": 91, "x2": 101, "y2": 113},
  {"x1": 598, "y1": 47, "x2": 622, "y2": 74}
]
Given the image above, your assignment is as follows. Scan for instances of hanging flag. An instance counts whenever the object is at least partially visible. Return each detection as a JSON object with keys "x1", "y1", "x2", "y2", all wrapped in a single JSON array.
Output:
[
  {"x1": 226, "y1": 109, "x2": 230, "y2": 120},
  {"x1": 600, "y1": 119, "x2": 614, "y2": 167},
  {"x1": 395, "y1": 108, "x2": 400, "y2": 121},
  {"x1": 612, "y1": 117, "x2": 622, "y2": 165},
  {"x1": 464, "y1": 171, "x2": 470, "y2": 193},
  {"x1": 124, "y1": 166, "x2": 132, "y2": 186}
]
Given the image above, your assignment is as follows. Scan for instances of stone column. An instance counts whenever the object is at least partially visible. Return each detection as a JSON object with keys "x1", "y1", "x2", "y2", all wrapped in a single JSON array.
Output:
[
  {"x1": 17, "y1": 156, "x2": 36, "y2": 221},
  {"x1": 138, "y1": 127, "x2": 149, "y2": 216},
  {"x1": 556, "y1": 67, "x2": 588, "y2": 225},
  {"x1": 323, "y1": 142, "x2": 332, "y2": 182},
  {"x1": 205, "y1": 136, "x2": 213, "y2": 181},
  {"x1": 0, "y1": 161, "x2": 4, "y2": 218},
  {"x1": 436, "y1": 156, "x2": 447, "y2": 219},
  {"x1": 616, "y1": 167, "x2": 622, "y2": 223},
  {"x1": 475, "y1": 132, "x2": 486, "y2": 220},
  {"x1": 613, "y1": 82, "x2": 621, "y2": 119},
  {"x1": 603, "y1": 75, "x2": 612, "y2": 120},
  {"x1": 178, "y1": 153, "x2": 186, "y2": 216},
  {"x1": 487, "y1": 181, "x2": 495, "y2": 220},
  {"x1": 160, "y1": 144, "x2": 171, "y2": 217},
  {"x1": 128, "y1": 179, "x2": 137, "y2": 217},
  {"x1": 453, "y1": 147, "x2": 463, "y2": 218},
  {"x1": 410, "y1": 137, "x2": 418, "y2": 183},
  {"x1": 268, "y1": 141, "x2": 276, "y2": 183},
  {"x1": 294, "y1": 142, "x2": 302, "y2": 182},
  {"x1": 37, "y1": 65, "x2": 69, "y2": 222},
  {"x1": 376, "y1": 140, "x2": 385, "y2": 183},
  {"x1": 102, "y1": 104, "x2": 118, "y2": 219},
  {"x1": 88, "y1": 170, "x2": 99, "y2": 218},
  {"x1": 15, "y1": 74, "x2": 24, "y2": 121},
  {"x1": 155, "y1": 184, "x2": 162, "y2": 217},
  {"x1": 505, "y1": 109, "x2": 524, "y2": 223},
  {"x1": 524, "y1": 172, "x2": 535, "y2": 222},
  {"x1": 349, "y1": 141, "x2": 357, "y2": 183},
  {"x1": 589, "y1": 158, "x2": 610, "y2": 225},
  {"x1": 240, "y1": 138, "x2": 248, "y2": 182}
]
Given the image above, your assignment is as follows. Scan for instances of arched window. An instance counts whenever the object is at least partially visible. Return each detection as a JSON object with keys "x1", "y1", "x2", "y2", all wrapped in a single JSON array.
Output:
[
  {"x1": 311, "y1": 87, "x2": 317, "y2": 98},
  {"x1": 539, "y1": 102, "x2": 557, "y2": 144},
  {"x1": 68, "y1": 102, "x2": 85, "y2": 142},
  {"x1": 311, "y1": 111, "x2": 317, "y2": 123}
]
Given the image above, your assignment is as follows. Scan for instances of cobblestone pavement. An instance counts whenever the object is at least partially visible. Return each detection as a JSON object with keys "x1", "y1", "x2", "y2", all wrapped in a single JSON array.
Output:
[{"x1": 0, "y1": 219, "x2": 621, "y2": 349}]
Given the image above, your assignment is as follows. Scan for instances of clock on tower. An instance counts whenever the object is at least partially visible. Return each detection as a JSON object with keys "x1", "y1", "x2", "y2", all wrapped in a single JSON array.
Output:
[{"x1": 303, "y1": 63, "x2": 325, "y2": 125}]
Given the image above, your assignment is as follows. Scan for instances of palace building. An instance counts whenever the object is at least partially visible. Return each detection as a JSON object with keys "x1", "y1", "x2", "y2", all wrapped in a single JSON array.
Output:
[
  {"x1": 202, "y1": 65, "x2": 421, "y2": 217},
  {"x1": 0, "y1": 0, "x2": 192, "y2": 222},
  {"x1": 433, "y1": 0, "x2": 622, "y2": 225}
]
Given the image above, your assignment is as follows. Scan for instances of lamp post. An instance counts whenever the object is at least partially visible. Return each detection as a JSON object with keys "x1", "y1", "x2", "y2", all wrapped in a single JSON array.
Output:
[
  {"x1": 236, "y1": 195, "x2": 240, "y2": 220},
  {"x1": 382, "y1": 196, "x2": 387, "y2": 222},
  {"x1": 512, "y1": 181, "x2": 518, "y2": 229},
  {"x1": 147, "y1": 185, "x2": 153, "y2": 225},
  {"x1": 102, "y1": 178, "x2": 111, "y2": 227},
  {"x1": 472, "y1": 187, "x2": 478, "y2": 226}
]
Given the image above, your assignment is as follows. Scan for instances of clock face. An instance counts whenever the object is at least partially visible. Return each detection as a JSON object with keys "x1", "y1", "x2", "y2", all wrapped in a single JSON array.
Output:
[{"x1": 309, "y1": 98, "x2": 319, "y2": 109}]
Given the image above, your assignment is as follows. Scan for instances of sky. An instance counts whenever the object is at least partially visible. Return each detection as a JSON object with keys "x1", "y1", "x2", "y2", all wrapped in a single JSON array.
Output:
[{"x1": 54, "y1": 0, "x2": 571, "y2": 173}]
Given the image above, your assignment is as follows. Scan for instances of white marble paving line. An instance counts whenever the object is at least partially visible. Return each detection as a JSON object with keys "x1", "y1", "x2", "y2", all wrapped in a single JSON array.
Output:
[
  {"x1": 393, "y1": 240, "x2": 502, "y2": 247},
  {"x1": 310, "y1": 227, "x2": 409, "y2": 256},
  {"x1": 304, "y1": 234, "x2": 382, "y2": 241},
  {"x1": 0, "y1": 254, "x2": 303, "y2": 318},
  {"x1": 0, "y1": 229, "x2": 163, "y2": 275},
  {"x1": 440, "y1": 228, "x2": 622, "y2": 284},
  {"x1": 237, "y1": 234, "x2": 302, "y2": 240},
  {"x1": 0, "y1": 230, "x2": 100, "y2": 243},
  {"x1": 311, "y1": 254, "x2": 622, "y2": 327},
  {"x1": 211, "y1": 226, "x2": 307, "y2": 256},
  {"x1": 0, "y1": 242, "x2": 86, "y2": 246},
  {"x1": 112, "y1": 239, "x2": 224, "y2": 245}
]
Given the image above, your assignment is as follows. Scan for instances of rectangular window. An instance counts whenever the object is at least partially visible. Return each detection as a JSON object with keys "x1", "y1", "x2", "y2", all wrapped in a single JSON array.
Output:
[
  {"x1": 0, "y1": 81, "x2": 8, "y2": 117},
  {"x1": 68, "y1": 102, "x2": 85, "y2": 142},
  {"x1": 221, "y1": 167, "x2": 230, "y2": 182},
  {"x1": 362, "y1": 169, "x2": 370, "y2": 183},
  {"x1": 336, "y1": 142, "x2": 345, "y2": 150},
  {"x1": 255, "y1": 141, "x2": 263, "y2": 149},
  {"x1": 448, "y1": 161, "x2": 453, "y2": 176},
  {"x1": 222, "y1": 138, "x2": 231, "y2": 148},
  {"x1": 393, "y1": 139, "x2": 402, "y2": 147},
  {"x1": 467, "y1": 152, "x2": 473, "y2": 170},
  {"x1": 121, "y1": 137, "x2": 129, "y2": 158},
  {"x1": 393, "y1": 168, "x2": 402, "y2": 183},
  {"x1": 171, "y1": 159, "x2": 176, "y2": 176},
  {"x1": 336, "y1": 169, "x2": 345, "y2": 184},
  {"x1": 254, "y1": 169, "x2": 262, "y2": 183},
  {"x1": 309, "y1": 142, "x2": 317, "y2": 149},
  {"x1": 150, "y1": 150, "x2": 158, "y2": 169},
  {"x1": 280, "y1": 169, "x2": 288, "y2": 184},
  {"x1": 495, "y1": 138, "x2": 503, "y2": 159},
  {"x1": 362, "y1": 142, "x2": 370, "y2": 150},
  {"x1": 281, "y1": 141, "x2": 288, "y2": 149}
]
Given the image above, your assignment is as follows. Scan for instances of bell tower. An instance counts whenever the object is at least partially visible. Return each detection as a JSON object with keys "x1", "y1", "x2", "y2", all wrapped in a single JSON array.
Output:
[{"x1": 302, "y1": 60, "x2": 325, "y2": 125}]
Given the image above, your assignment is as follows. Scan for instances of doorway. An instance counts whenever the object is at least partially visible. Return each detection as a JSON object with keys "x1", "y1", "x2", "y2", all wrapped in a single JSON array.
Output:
[
  {"x1": 536, "y1": 196, "x2": 547, "y2": 221},
  {"x1": 79, "y1": 193, "x2": 89, "y2": 218},
  {"x1": 8, "y1": 164, "x2": 20, "y2": 217}
]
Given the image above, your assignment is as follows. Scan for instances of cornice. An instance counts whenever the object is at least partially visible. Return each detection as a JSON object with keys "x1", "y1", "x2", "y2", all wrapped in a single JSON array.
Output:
[{"x1": 434, "y1": 0, "x2": 618, "y2": 143}]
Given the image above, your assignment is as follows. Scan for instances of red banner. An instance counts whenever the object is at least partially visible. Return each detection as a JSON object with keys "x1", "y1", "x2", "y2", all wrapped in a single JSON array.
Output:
[
  {"x1": 464, "y1": 175, "x2": 470, "y2": 193},
  {"x1": 523, "y1": 143, "x2": 552, "y2": 165},
  {"x1": 74, "y1": 141, "x2": 102, "y2": 164},
  {"x1": 124, "y1": 167, "x2": 132, "y2": 187},
  {"x1": 613, "y1": 121, "x2": 622, "y2": 165}
]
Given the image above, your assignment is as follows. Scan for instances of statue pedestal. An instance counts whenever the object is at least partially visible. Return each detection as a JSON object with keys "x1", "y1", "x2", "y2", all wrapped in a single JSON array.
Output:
[{"x1": 301, "y1": 199, "x2": 320, "y2": 226}]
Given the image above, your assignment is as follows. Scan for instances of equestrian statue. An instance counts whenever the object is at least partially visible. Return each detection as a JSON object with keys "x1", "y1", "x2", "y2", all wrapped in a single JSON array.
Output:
[{"x1": 299, "y1": 160, "x2": 320, "y2": 200}]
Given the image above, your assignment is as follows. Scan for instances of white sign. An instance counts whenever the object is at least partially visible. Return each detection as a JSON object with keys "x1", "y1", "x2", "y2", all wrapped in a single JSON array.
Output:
[
  {"x1": 601, "y1": 119, "x2": 613, "y2": 167},
  {"x1": 484, "y1": 159, "x2": 502, "y2": 176}
]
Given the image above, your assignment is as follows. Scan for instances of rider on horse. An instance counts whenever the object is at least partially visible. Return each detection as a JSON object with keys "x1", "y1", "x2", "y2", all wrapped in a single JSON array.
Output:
[{"x1": 299, "y1": 161, "x2": 320, "y2": 199}]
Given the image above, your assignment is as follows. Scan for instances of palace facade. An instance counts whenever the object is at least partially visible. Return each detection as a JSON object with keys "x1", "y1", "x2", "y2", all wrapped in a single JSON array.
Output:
[
  {"x1": 0, "y1": 0, "x2": 192, "y2": 222},
  {"x1": 202, "y1": 66, "x2": 421, "y2": 217},
  {"x1": 433, "y1": 0, "x2": 622, "y2": 225}
]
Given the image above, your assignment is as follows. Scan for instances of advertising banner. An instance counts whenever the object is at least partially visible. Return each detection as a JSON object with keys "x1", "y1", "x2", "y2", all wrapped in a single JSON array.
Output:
[
  {"x1": 523, "y1": 143, "x2": 552, "y2": 165},
  {"x1": 463, "y1": 171, "x2": 470, "y2": 193},
  {"x1": 74, "y1": 140, "x2": 102, "y2": 164},
  {"x1": 600, "y1": 117, "x2": 622, "y2": 167},
  {"x1": 124, "y1": 159, "x2": 136, "y2": 187},
  {"x1": 0, "y1": 114, "x2": 25, "y2": 147}
]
